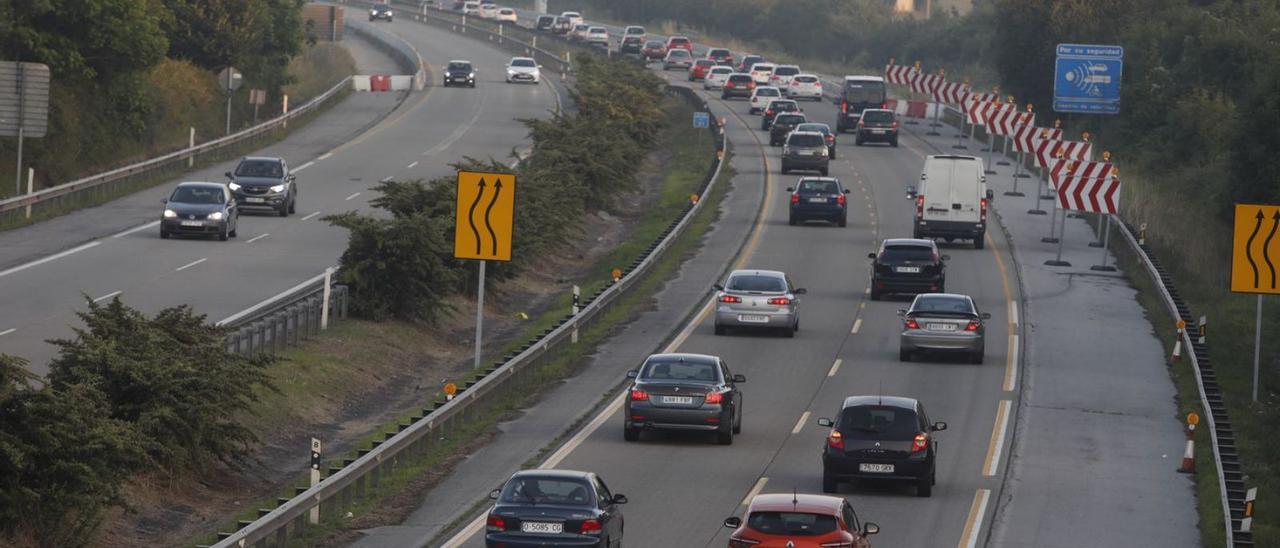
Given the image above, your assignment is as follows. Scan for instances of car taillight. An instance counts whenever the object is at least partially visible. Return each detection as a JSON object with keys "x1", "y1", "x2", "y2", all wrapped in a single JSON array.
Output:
[
  {"x1": 726, "y1": 81, "x2": 734, "y2": 88},
  {"x1": 579, "y1": 518, "x2": 603, "y2": 534},
  {"x1": 748, "y1": 81, "x2": 755, "y2": 89},
  {"x1": 915, "y1": 195, "x2": 925, "y2": 218},
  {"x1": 730, "y1": 538, "x2": 762, "y2": 548},
  {"x1": 857, "y1": 120, "x2": 864, "y2": 128},
  {"x1": 836, "y1": 194, "x2": 846, "y2": 205},
  {"x1": 720, "y1": 294, "x2": 742, "y2": 304},
  {"x1": 704, "y1": 391, "x2": 725, "y2": 404},
  {"x1": 965, "y1": 319, "x2": 981, "y2": 331},
  {"x1": 768, "y1": 297, "x2": 791, "y2": 305},
  {"x1": 980, "y1": 198, "x2": 989, "y2": 221},
  {"x1": 912, "y1": 433, "x2": 928, "y2": 453},
  {"x1": 827, "y1": 430, "x2": 845, "y2": 450},
  {"x1": 630, "y1": 389, "x2": 649, "y2": 401},
  {"x1": 790, "y1": 193, "x2": 800, "y2": 205},
  {"x1": 905, "y1": 317, "x2": 920, "y2": 329},
  {"x1": 486, "y1": 514, "x2": 506, "y2": 531},
  {"x1": 881, "y1": 101, "x2": 890, "y2": 109},
  {"x1": 766, "y1": 109, "x2": 774, "y2": 116},
  {"x1": 825, "y1": 134, "x2": 834, "y2": 143},
  {"x1": 841, "y1": 101, "x2": 848, "y2": 113},
  {"x1": 892, "y1": 121, "x2": 900, "y2": 129}
]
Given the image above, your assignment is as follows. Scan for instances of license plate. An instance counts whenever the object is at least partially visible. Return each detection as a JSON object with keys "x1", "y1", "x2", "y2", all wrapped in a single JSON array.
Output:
[
  {"x1": 872, "y1": 129, "x2": 886, "y2": 134},
  {"x1": 662, "y1": 396, "x2": 694, "y2": 404},
  {"x1": 895, "y1": 266, "x2": 921, "y2": 273},
  {"x1": 808, "y1": 197, "x2": 827, "y2": 203},
  {"x1": 859, "y1": 463, "x2": 894, "y2": 473},
  {"x1": 180, "y1": 220, "x2": 203, "y2": 227},
  {"x1": 927, "y1": 323, "x2": 957, "y2": 331},
  {"x1": 245, "y1": 197, "x2": 265, "y2": 203},
  {"x1": 738, "y1": 314, "x2": 769, "y2": 323},
  {"x1": 520, "y1": 521, "x2": 563, "y2": 534}
]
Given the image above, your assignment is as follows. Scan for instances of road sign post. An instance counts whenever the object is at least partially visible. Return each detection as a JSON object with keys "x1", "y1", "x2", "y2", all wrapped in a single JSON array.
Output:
[
  {"x1": 218, "y1": 67, "x2": 244, "y2": 135},
  {"x1": 1053, "y1": 44, "x2": 1123, "y2": 115},
  {"x1": 454, "y1": 171, "x2": 517, "y2": 368}
]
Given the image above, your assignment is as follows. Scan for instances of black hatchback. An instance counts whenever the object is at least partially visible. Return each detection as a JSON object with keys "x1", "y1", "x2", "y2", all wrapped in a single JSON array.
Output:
[
  {"x1": 869, "y1": 238, "x2": 948, "y2": 300},
  {"x1": 855, "y1": 108, "x2": 899, "y2": 147},
  {"x1": 788, "y1": 177, "x2": 848, "y2": 226},
  {"x1": 817, "y1": 395, "x2": 947, "y2": 497},
  {"x1": 624, "y1": 353, "x2": 746, "y2": 445},
  {"x1": 485, "y1": 469, "x2": 627, "y2": 547},
  {"x1": 443, "y1": 60, "x2": 476, "y2": 87},
  {"x1": 762, "y1": 99, "x2": 800, "y2": 130},
  {"x1": 768, "y1": 113, "x2": 807, "y2": 146}
]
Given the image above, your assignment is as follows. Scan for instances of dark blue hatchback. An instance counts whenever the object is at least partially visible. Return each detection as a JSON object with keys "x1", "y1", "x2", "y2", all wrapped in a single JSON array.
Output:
[
  {"x1": 485, "y1": 470, "x2": 626, "y2": 547},
  {"x1": 788, "y1": 177, "x2": 849, "y2": 227}
]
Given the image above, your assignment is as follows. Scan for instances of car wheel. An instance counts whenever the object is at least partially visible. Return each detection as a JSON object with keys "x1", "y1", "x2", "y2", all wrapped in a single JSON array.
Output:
[
  {"x1": 829, "y1": 149, "x2": 837, "y2": 159},
  {"x1": 838, "y1": 215, "x2": 847, "y2": 227},
  {"x1": 278, "y1": 203, "x2": 289, "y2": 217},
  {"x1": 917, "y1": 474, "x2": 933, "y2": 497},
  {"x1": 781, "y1": 164, "x2": 789, "y2": 174},
  {"x1": 970, "y1": 347, "x2": 985, "y2": 364},
  {"x1": 289, "y1": 195, "x2": 297, "y2": 214},
  {"x1": 623, "y1": 427, "x2": 639, "y2": 442},
  {"x1": 788, "y1": 215, "x2": 797, "y2": 226},
  {"x1": 716, "y1": 424, "x2": 734, "y2": 445},
  {"x1": 855, "y1": 137, "x2": 863, "y2": 146},
  {"x1": 782, "y1": 324, "x2": 795, "y2": 338},
  {"x1": 229, "y1": 223, "x2": 237, "y2": 238},
  {"x1": 974, "y1": 235, "x2": 986, "y2": 249},
  {"x1": 822, "y1": 474, "x2": 839, "y2": 494},
  {"x1": 160, "y1": 229, "x2": 170, "y2": 239},
  {"x1": 219, "y1": 225, "x2": 229, "y2": 241},
  {"x1": 892, "y1": 138, "x2": 900, "y2": 148},
  {"x1": 899, "y1": 348, "x2": 912, "y2": 362},
  {"x1": 714, "y1": 323, "x2": 726, "y2": 336},
  {"x1": 732, "y1": 407, "x2": 742, "y2": 434},
  {"x1": 870, "y1": 288, "x2": 882, "y2": 301}
]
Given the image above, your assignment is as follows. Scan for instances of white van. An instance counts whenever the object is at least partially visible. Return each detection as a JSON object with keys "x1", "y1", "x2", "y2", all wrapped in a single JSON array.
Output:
[
  {"x1": 561, "y1": 11, "x2": 584, "y2": 27},
  {"x1": 908, "y1": 155, "x2": 994, "y2": 249}
]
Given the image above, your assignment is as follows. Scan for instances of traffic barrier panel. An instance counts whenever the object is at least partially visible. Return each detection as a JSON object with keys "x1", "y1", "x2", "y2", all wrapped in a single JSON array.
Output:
[
  {"x1": 905, "y1": 100, "x2": 929, "y2": 119},
  {"x1": 370, "y1": 74, "x2": 391, "y2": 91},
  {"x1": 910, "y1": 72, "x2": 943, "y2": 97},
  {"x1": 964, "y1": 93, "x2": 999, "y2": 126},
  {"x1": 389, "y1": 75, "x2": 413, "y2": 90},
  {"x1": 1056, "y1": 172, "x2": 1120, "y2": 214},
  {"x1": 936, "y1": 82, "x2": 969, "y2": 105},
  {"x1": 352, "y1": 75, "x2": 372, "y2": 91},
  {"x1": 996, "y1": 111, "x2": 1033, "y2": 137},
  {"x1": 884, "y1": 63, "x2": 917, "y2": 85}
]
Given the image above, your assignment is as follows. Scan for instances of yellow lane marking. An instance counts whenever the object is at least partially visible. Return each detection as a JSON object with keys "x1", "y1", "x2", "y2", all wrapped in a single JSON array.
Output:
[
  {"x1": 827, "y1": 358, "x2": 843, "y2": 377},
  {"x1": 740, "y1": 477, "x2": 769, "y2": 506},
  {"x1": 957, "y1": 489, "x2": 992, "y2": 548},
  {"x1": 983, "y1": 400, "x2": 1012, "y2": 477}
]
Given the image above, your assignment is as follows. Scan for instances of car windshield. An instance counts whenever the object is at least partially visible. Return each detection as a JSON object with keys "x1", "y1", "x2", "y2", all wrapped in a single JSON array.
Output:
[
  {"x1": 882, "y1": 244, "x2": 935, "y2": 261},
  {"x1": 912, "y1": 295, "x2": 975, "y2": 315},
  {"x1": 840, "y1": 405, "x2": 920, "y2": 440},
  {"x1": 729, "y1": 75, "x2": 752, "y2": 82},
  {"x1": 711, "y1": 67, "x2": 732, "y2": 74},
  {"x1": 776, "y1": 114, "x2": 805, "y2": 124},
  {"x1": 794, "y1": 75, "x2": 819, "y2": 83},
  {"x1": 500, "y1": 477, "x2": 593, "y2": 506},
  {"x1": 788, "y1": 134, "x2": 825, "y2": 147},
  {"x1": 747, "y1": 512, "x2": 839, "y2": 536},
  {"x1": 669, "y1": 50, "x2": 690, "y2": 57},
  {"x1": 798, "y1": 180, "x2": 839, "y2": 194},
  {"x1": 727, "y1": 274, "x2": 786, "y2": 292},
  {"x1": 844, "y1": 81, "x2": 887, "y2": 103},
  {"x1": 863, "y1": 110, "x2": 895, "y2": 123},
  {"x1": 642, "y1": 358, "x2": 719, "y2": 382},
  {"x1": 797, "y1": 124, "x2": 830, "y2": 135},
  {"x1": 234, "y1": 160, "x2": 283, "y2": 178},
  {"x1": 448, "y1": 62, "x2": 471, "y2": 71},
  {"x1": 171, "y1": 186, "x2": 224, "y2": 204},
  {"x1": 511, "y1": 58, "x2": 536, "y2": 67},
  {"x1": 645, "y1": 40, "x2": 663, "y2": 47},
  {"x1": 589, "y1": 27, "x2": 605, "y2": 33},
  {"x1": 775, "y1": 67, "x2": 799, "y2": 76},
  {"x1": 753, "y1": 64, "x2": 775, "y2": 73}
]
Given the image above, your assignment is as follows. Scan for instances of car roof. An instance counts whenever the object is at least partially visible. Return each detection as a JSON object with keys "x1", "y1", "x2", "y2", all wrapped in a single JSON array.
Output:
[
  {"x1": 728, "y1": 269, "x2": 786, "y2": 279},
  {"x1": 645, "y1": 353, "x2": 719, "y2": 364},
  {"x1": 841, "y1": 395, "x2": 919, "y2": 410},
  {"x1": 748, "y1": 493, "x2": 843, "y2": 514},
  {"x1": 883, "y1": 238, "x2": 935, "y2": 247},
  {"x1": 862, "y1": 108, "x2": 894, "y2": 115},
  {"x1": 241, "y1": 156, "x2": 281, "y2": 162},
  {"x1": 915, "y1": 292, "x2": 973, "y2": 300},
  {"x1": 788, "y1": 130, "x2": 823, "y2": 138},
  {"x1": 448, "y1": 59, "x2": 472, "y2": 64},
  {"x1": 511, "y1": 469, "x2": 592, "y2": 480},
  {"x1": 844, "y1": 75, "x2": 886, "y2": 83},
  {"x1": 175, "y1": 181, "x2": 226, "y2": 189}
]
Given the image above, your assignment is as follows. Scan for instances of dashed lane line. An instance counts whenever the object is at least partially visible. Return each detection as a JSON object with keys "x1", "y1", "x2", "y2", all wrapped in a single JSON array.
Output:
[{"x1": 175, "y1": 258, "x2": 206, "y2": 272}]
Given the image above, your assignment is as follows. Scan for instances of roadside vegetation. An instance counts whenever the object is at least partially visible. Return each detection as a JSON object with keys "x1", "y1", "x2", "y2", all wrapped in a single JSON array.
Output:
[
  {"x1": 0, "y1": 0, "x2": 354, "y2": 198},
  {"x1": 555, "y1": 0, "x2": 1280, "y2": 543}
]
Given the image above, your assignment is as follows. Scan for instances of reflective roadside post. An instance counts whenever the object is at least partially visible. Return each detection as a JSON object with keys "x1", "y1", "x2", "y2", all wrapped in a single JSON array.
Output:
[
  {"x1": 309, "y1": 438, "x2": 322, "y2": 524},
  {"x1": 1177, "y1": 412, "x2": 1198, "y2": 473},
  {"x1": 571, "y1": 285, "x2": 580, "y2": 344},
  {"x1": 444, "y1": 382, "x2": 458, "y2": 401}
]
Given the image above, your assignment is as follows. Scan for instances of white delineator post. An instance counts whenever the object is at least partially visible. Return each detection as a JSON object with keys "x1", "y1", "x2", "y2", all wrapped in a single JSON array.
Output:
[
  {"x1": 321, "y1": 267, "x2": 333, "y2": 330},
  {"x1": 188, "y1": 127, "x2": 195, "y2": 167},
  {"x1": 1177, "y1": 423, "x2": 1195, "y2": 473},
  {"x1": 309, "y1": 438, "x2": 322, "y2": 524},
  {"x1": 24, "y1": 168, "x2": 34, "y2": 219},
  {"x1": 571, "y1": 285, "x2": 581, "y2": 344}
]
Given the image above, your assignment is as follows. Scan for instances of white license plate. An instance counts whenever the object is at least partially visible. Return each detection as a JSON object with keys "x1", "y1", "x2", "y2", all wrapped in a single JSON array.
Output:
[
  {"x1": 520, "y1": 521, "x2": 563, "y2": 534},
  {"x1": 662, "y1": 395, "x2": 695, "y2": 404},
  {"x1": 927, "y1": 323, "x2": 957, "y2": 331},
  {"x1": 245, "y1": 197, "x2": 265, "y2": 203},
  {"x1": 738, "y1": 314, "x2": 769, "y2": 323},
  {"x1": 872, "y1": 129, "x2": 886, "y2": 134},
  {"x1": 859, "y1": 463, "x2": 895, "y2": 473},
  {"x1": 808, "y1": 197, "x2": 827, "y2": 203},
  {"x1": 180, "y1": 220, "x2": 203, "y2": 227},
  {"x1": 895, "y1": 266, "x2": 921, "y2": 273}
]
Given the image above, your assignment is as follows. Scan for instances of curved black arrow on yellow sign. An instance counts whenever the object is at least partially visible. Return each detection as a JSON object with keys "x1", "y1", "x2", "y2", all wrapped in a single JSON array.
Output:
[
  {"x1": 454, "y1": 171, "x2": 517, "y2": 262},
  {"x1": 1231, "y1": 204, "x2": 1280, "y2": 294}
]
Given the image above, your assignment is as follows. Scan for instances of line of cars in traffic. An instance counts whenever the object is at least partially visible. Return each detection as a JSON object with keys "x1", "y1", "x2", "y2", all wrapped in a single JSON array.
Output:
[{"x1": 159, "y1": 156, "x2": 299, "y2": 241}]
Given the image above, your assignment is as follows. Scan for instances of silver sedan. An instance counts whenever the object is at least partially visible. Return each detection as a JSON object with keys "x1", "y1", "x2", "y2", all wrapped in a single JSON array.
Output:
[
  {"x1": 713, "y1": 269, "x2": 806, "y2": 337},
  {"x1": 898, "y1": 293, "x2": 990, "y2": 363}
]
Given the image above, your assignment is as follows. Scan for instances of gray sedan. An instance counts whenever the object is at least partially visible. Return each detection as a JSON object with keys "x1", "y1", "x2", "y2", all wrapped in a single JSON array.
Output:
[
  {"x1": 713, "y1": 269, "x2": 806, "y2": 337},
  {"x1": 898, "y1": 293, "x2": 989, "y2": 363}
]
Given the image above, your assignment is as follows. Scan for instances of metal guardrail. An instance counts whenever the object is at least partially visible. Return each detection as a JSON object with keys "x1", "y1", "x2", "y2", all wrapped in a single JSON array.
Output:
[
  {"x1": 207, "y1": 85, "x2": 727, "y2": 548},
  {"x1": 216, "y1": 269, "x2": 350, "y2": 357},
  {"x1": 344, "y1": 16, "x2": 429, "y2": 90}
]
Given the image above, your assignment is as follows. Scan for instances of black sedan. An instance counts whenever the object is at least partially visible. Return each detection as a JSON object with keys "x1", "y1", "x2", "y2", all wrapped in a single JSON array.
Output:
[
  {"x1": 225, "y1": 156, "x2": 296, "y2": 216},
  {"x1": 768, "y1": 113, "x2": 807, "y2": 146},
  {"x1": 161, "y1": 182, "x2": 239, "y2": 240},
  {"x1": 855, "y1": 108, "x2": 899, "y2": 147},
  {"x1": 869, "y1": 238, "x2": 948, "y2": 300},
  {"x1": 369, "y1": 3, "x2": 393, "y2": 21},
  {"x1": 443, "y1": 59, "x2": 477, "y2": 88},
  {"x1": 486, "y1": 469, "x2": 626, "y2": 547},
  {"x1": 788, "y1": 177, "x2": 849, "y2": 226},
  {"x1": 817, "y1": 395, "x2": 947, "y2": 497},
  {"x1": 623, "y1": 353, "x2": 746, "y2": 445}
]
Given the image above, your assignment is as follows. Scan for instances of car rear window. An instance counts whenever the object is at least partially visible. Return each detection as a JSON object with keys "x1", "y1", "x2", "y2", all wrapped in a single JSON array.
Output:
[
  {"x1": 798, "y1": 180, "x2": 839, "y2": 194},
  {"x1": 727, "y1": 275, "x2": 786, "y2": 292},
  {"x1": 775, "y1": 114, "x2": 805, "y2": 124},
  {"x1": 752, "y1": 64, "x2": 775, "y2": 72},
  {"x1": 669, "y1": 50, "x2": 690, "y2": 57},
  {"x1": 695, "y1": 59, "x2": 714, "y2": 66},
  {"x1": 710, "y1": 48, "x2": 729, "y2": 55},
  {"x1": 775, "y1": 66, "x2": 799, "y2": 76},
  {"x1": 913, "y1": 295, "x2": 975, "y2": 314},
  {"x1": 755, "y1": 88, "x2": 779, "y2": 96},
  {"x1": 794, "y1": 75, "x2": 819, "y2": 83},
  {"x1": 670, "y1": 37, "x2": 690, "y2": 44},
  {"x1": 747, "y1": 512, "x2": 839, "y2": 536},
  {"x1": 839, "y1": 405, "x2": 920, "y2": 440},
  {"x1": 796, "y1": 124, "x2": 830, "y2": 135},
  {"x1": 729, "y1": 75, "x2": 752, "y2": 83},
  {"x1": 710, "y1": 67, "x2": 732, "y2": 74},
  {"x1": 590, "y1": 26, "x2": 605, "y2": 32},
  {"x1": 235, "y1": 160, "x2": 283, "y2": 177},
  {"x1": 501, "y1": 477, "x2": 593, "y2": 505},
  {"x1": 863, "y1": 110, "x2": 895, "y2": 123},
  {"x1": 787, "y1": 134, "x2": 825, "y2": 147},
  {"x1": 645, "y1": 40, "x2": 663, "y2": 47},
  {"x1": 882, "y1": 245, "x2": 935, "y2": 261},
  {"x1": 844, "y1": 80, "x2": 886, "y2": 103},
  {"x1": 642, "y1": 358, "x2": 718, "y2": 381}
]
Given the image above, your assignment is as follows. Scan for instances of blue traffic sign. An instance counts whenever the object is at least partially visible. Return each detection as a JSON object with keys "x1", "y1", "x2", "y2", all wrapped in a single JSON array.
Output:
[
  {"x1": 692, "y1": 111, "x2": 710, "y2": 128},
  {"x1": 1053, "y1": 43, "x2": 1123, "y2": 114}
]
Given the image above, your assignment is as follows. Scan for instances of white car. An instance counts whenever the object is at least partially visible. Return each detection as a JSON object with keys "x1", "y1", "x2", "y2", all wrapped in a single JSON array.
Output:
[
  {"x1": 561, "y1": 11, "x2": 584, "y2": 27},
  {"x1": 479, "y1": 3, "x2": 498, "y2": 18},
  {"x1": 770, "y1": 64, "x2": 801, "y2": 91},
  {"x1": 749, "y1": 63, "x2": 776, "y2": 85},
  {"x1": 463, "y1": 1, "x2": 481, "y2": 15},
  {"x1": 586, "y1": 26, "x2": 609, "y2": 45},
  {"x1": 570, "y1": 23, "x2": 591, "y2": 41},
  {"x1": 749, "y1": 86, "x2": 782, "y2": 114},
  {"x1": 623, "y1": 25, "x2": 647, "y2": 41},
  {"x1": 787, "y1": 74, "x2": 824, "y2": 100},
  {"x1": 505, "y1": 57, "x2": 541, "y2": 83},
  {"x1": 495, "y1": 7, "x2": 517, "y2": 23},
  {"x1": 703, "y1": 66, "x2": 733, "y2": 90}
]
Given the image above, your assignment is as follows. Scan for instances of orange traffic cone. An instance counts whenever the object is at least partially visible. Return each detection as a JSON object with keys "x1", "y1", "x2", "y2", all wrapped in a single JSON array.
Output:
[{"x1": 1177, "y1": 424, "x2": 1195, "y2": 473}]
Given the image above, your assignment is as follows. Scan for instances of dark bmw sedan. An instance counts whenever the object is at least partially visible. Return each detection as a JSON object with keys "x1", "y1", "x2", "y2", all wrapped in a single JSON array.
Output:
[
  {"x1": 623, "y1": 353, "x2": 746, "y2": 445},
  {"x1": 225, "y1": 156, "x2": 296, "y2": 216},
  {"x1": 485, "y1": 469, "x2": 626, "y2": 547},
  {"x1": 817, "y1": 395, "x2": 947, "y2": 497},
  {"x1": 869, "y1": 238, "x2": 948, "y2": 300},
  {"x1": 161, "y1": 182, "x2": 239, "y2": 240},
  {"x1": 787, "y1": 177, "x2": 848, "y2": 226}
]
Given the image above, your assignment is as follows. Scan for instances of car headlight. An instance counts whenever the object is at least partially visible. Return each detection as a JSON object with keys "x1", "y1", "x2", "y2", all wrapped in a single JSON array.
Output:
[
  {"x1": 782, "y1": 147, "x2": 791, "y2": 155},
  {"x1": 163, "y1": 209, "x2": 177, "y2": 218},
  {"x1": 208, "y1": 211, "x2": 224, "y2": 220},
  {"x1": 228, "y1": 182, "x2": 241, "y2": 191},
  {"x1": 270, "y1": 184, "x2": 286, "y2": 193},
  {"x1": 468, "y1": 72, "x2": 475, "y2": 78},
  {"x1": 370, "y1": 8, "x2": 377, "y2": 14}
]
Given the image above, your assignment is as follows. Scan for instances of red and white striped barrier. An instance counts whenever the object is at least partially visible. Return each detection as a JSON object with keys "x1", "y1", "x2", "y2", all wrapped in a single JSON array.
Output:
[
  {"x1": 1050, "y1": 159, "x2": 1112, "y2": 190},
  {"x1": 996, "y1": 111, "x2": 1033, "y2": 137},
  {"x1": 1028, "y1": 127, "x2": 1063, "y2": 155},
  {"x1": 964, "y1": 93, "x2": 999, "y2": 126},
  {"x1": 352, "y1": 74, "x2": 411, "y2": 92},
  {"x1": 911, "y1": 73, "x2": 944, "y2": 96},
  {"x1": 1057, "y1": 172, "x2": 1121, "y2": 214},
  {"x1": 885, "y1": 64, "x2": 918, "y2": 86},
  {"x1": 1012, "y1": 124, "x2": 1038, "y2": 153},
  {"x1": 935, "y1": 82, "x2": 969, "y2": 106},
  {"x1": 979, "y1": 102, "x2": 1009, "y2": 130}
]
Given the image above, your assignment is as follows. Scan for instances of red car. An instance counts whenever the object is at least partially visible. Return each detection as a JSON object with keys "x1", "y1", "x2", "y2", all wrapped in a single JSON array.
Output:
[
  {"x1": 724, "y1": 493, "x2": 878, "y2": 548},
  {"x1": 641, "y1": 39, "x2": 667, "y2": 60},
  {"x1": 666, "y1": 35, "x2": 694, "y2": 52},
  {"x1": 689, "y1": 59, "x2": 716, "y2": 81}
]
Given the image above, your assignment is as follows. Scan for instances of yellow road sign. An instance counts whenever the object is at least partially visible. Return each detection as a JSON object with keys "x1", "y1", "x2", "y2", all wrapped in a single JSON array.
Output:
[
  {"x1": 454, "y1": 171, "x2": 517, "y2": 261},
  {"x1": 1231, "y1": 203, "x2": 1280, "y2": 294}
]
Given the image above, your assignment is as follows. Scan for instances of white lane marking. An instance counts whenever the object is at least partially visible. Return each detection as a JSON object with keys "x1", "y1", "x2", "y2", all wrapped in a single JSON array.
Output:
[
  {"x1": 0, "y1": 328, "x2": 15, "y2": 336},
  {"x1": 984, "y1": 400, "x2": 1013, "y2": 477},
  {"x1": 175, "y1": 258, "x2": 207, "y2": 272},
  {"x1": 247, "y1": 233, "x2": 270, "y2": 244},
  {"x1": 407, "y1": 161, "x2": 419, "y2": 169},
  {"x1": 294, "y1": 161, "x2": 316, "y2": 172},
  {"x1": 827, "y1": 358, "x2": 843, "y2": 377},
  {"x1": 345, "y1": 192, "x2": 361, "y2": 201},
  {"x1": 740, "y1": 477, "x2": 768, "y2": 506},
  {"x1": 791, "y1": 411, "x2": 810, "y2": 435},
  {"x1": 317, "y1": 152, "x2": 333, "y2": 160},
  {"x1": 1004, "y1": 335, "x2": 1020, "y2": 392},
  {"x1": 958, "y1": 489, "x2": 992, "y2": 548},
  {"x1": 851, "y1": 318, "x2": 863, "y2": 334},
  {"x1": 92, "y1": 290, "x2": 122, "y2": 303},
  {"x1": 300, "y1": 211, "x2": 321, "y2": 221},
  {"x1": 423, "y1": 93, "x2": 487, "y2": 157},
  {"x1": 0, "y1": 242, "x2": 101, "y2": 278},
  {"x1": 440, "y1": 517, "x2": 485, "y2": 548},
  {"x1": 1008, "y1": 301, "x2": 1018, "y2": 327},
  {"x1": 111, "y1": 220, "x2": 160, "y2": 238},
  {"x1": 380, "y1": 176, "x2": 393, "y2": 183}
]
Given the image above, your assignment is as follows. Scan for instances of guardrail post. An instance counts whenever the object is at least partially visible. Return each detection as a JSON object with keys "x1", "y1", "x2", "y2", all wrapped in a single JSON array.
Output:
[
  {"x1": 321, "y1": 266, "x2": 333, "y2": 329},
  {"x1": 275, "y1": 524, "x2": 288, "y2": 546},
  {"x1": 188, "y1": 127, "x2": 195, "y2": 167},
  {"x1": 24, "y1": 168, "x2": 34, "y2": 219}
]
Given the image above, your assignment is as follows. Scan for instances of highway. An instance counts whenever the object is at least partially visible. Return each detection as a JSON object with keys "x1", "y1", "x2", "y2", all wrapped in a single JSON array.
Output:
[{"x1": 0, "y1": 19, "x2": 559, "y2": 375}]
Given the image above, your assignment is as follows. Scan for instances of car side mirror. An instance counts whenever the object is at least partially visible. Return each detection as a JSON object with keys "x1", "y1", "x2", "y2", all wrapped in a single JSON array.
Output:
[
  {"x1": 868, "y1": 252, "x2": 877, "y2": 259},
  {"x1": 489, "y1": 489, "x2": 501, "y2": 499},
  {"x1": 733, "y1": 374, "x2": 747, "y2": 383},
  {"x1": 981, "y1": 312, "x2": 992, "y2": 319},
  {"x1": 816, "y1": 417, "x2": 834, "y2": 427},
  {"x1": 785, "y1": 187, "x2": 794, "y2": 192},
  {"x1": 906, "y1": 186, "x2": 917, "y2": 199},
  {"x1": 224, "y1": 171, "x2": 233, "y2": 178},
  {"x1": 864, "y1": 522, "x2": 880, "y2": 536},
  {"x1": 626, "y1": 369, "x2": 638, "y2": 379},
  {"x1": 931, "y1": 421, "x2": 948, "y2": 432},
  {"x1": 843, "y1": 189, "x2": 851, "y2": 194},
  {"x1": 161, "y1": 198, "x2": 168, "y2": 204},
  {"x1": 612, "y1": 494, "x2": 628, "y2": 504},
  {"x1": 723, "y1": 516, "x2": 742, "y2": 529},
  {"x1": 713, "y1": 283, "x2": 724, "y2": 291},
  {"x1": 896, "y1": 309, "x2": 907, "y2": 317},
  {"x1": 986, "y1": 189, "x2": 995, "y2": 200},
  {"x1": 794, "y1": 288, "x2": 807, "y2": 295},
  {"x1": 941, "y1": 254, "x2": 951, "y2": 261}
]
